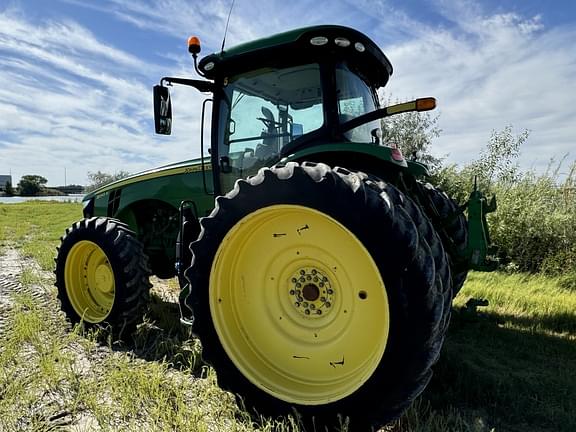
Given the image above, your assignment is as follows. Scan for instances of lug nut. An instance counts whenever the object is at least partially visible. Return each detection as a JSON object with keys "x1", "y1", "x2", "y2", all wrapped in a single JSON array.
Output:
[
  {"x1": 291, "y1": 278, "x2": 297, "y2": 283},
  {"x1": 289, "y1": 290, "x2": 295, "y2": 295},
  {"x1": 327, "y1": 289, "x2": 333, "y2": 295},
  {"x1": 296, "y1": 283, "x2": 301, "y2": 288},
  {"x1": 326, "y1": 302, "x2": 331, "y2": 308},
  {"x1": 312, "y1": 269, "x2": 317, "y2": 275},
  {"x1": 300, "y1": 270, "x2": 305, "y2": 275},
  {"x1": 317, "y1": 310, "x2": 322, "y2": 315},
  {"x1": 305, "y1": 309, "x2": 310, "y2": 315},
  {"x1": 295, "y1": 302, "x2": 300, "y2": 307}
]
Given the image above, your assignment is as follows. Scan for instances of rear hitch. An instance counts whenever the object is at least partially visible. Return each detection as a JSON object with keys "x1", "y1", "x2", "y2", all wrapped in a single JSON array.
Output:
[{"x1": 464, "y1": 177, "x2": 498, "y2": 271}]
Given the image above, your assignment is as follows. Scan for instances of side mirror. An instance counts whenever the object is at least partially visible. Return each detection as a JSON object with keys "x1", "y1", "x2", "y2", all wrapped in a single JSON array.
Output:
[{"x1": 154, "y1": 85, "x2": 172, "y2": 135}]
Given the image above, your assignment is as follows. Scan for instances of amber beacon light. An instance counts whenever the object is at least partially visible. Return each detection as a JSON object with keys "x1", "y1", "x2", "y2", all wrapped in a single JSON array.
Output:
[{"x1": 188, "y1": 36, "x2": 202, "y2": 55}]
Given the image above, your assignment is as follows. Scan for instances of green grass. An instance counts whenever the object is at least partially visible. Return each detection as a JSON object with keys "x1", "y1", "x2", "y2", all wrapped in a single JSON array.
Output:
[
  {"x1": 0, "y1": 201, "x2": 81, "y2": 270},
  {"x1": 1, "y1": 202, "x2": 575, "y2": 431},
  {"x1": 409, "y1": 272, "x2": 576, "y2": 432}
]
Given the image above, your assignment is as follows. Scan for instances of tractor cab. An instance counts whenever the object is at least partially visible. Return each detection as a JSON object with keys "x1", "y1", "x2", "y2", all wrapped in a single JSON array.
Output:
[{"x1": 154, "y1": 25, "x2": 434, "y2": 194}]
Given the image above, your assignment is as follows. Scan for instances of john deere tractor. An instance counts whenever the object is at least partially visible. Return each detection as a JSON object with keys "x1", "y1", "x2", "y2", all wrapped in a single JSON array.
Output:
[{"x1": 55, "y1": 25, "x2": 495, "y2": 430}]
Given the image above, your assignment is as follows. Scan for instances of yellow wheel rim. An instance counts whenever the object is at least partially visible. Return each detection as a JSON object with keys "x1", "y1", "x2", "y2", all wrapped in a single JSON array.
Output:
[
  {"x1": 210, "y1": 205, "x2": 389, "y2": 405},
  {"x1": 64, "y1": 240, "x2": 115, "y2": 323}
]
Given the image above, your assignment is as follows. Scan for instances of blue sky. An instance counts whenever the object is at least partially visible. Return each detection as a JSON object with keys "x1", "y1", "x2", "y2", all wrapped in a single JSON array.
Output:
[{"x1": 1, "y1": 0, "x2": 575, "y2": 186}]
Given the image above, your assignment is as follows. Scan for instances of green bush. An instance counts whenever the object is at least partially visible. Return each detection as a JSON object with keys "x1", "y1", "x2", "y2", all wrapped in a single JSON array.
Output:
[
  {"x1": 489, "y1": 170, "x2": 576, "y2": 273},
  {"x1": 433, "y1": 127, "x2": 576, "y2": 275}
]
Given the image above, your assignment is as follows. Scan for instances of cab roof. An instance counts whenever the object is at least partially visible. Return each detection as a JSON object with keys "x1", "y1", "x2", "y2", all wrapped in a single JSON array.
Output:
[{"x1": 198, "y1": 25, "x2": 393, "y2": 88}]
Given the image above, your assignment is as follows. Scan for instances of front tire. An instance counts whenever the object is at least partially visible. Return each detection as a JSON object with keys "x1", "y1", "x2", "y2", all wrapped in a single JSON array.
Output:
[
  {"x1": 184, "y1": 162, "x2": 452, "y2": 430},
  {"x1": 55, "y1": 217, "x2": 152, "y2": 334}
]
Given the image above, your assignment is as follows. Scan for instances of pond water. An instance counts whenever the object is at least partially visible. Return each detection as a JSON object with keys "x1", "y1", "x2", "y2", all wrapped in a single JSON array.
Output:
[{"x1": 0, "y1": 194, "x2": 84, "y2": 204}]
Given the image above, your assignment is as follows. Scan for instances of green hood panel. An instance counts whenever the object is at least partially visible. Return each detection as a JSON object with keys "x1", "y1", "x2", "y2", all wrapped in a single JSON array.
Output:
[{"x1": 83, "y1": 157, "x2": 210, "y2": 202}]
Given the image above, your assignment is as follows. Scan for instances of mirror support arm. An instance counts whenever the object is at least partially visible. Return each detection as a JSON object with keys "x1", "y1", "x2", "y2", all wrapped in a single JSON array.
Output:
[{"x1": 160, "y1": 77, "x2": 214, "y2": 93}]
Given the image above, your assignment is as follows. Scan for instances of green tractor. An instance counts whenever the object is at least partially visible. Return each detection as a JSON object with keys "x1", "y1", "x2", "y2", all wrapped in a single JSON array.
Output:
[{"x1": 55, "y1": 25, "x2": 495, "y2": 430}]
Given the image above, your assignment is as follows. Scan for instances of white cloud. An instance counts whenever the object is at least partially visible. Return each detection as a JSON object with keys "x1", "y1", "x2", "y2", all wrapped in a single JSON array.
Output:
[
  {"x1": 68, "y1": 0, "x2": 372, "y2": 52},
  {"x1": 0, "y1": 8, "x2": 206, "y2": 185},
  {"x1": 373, "y1": 4, "x2": 576, "y2": 170}
]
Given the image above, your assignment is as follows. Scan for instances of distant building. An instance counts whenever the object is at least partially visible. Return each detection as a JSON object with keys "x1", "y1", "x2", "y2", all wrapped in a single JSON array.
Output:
[{"x1": 0, "y1": 175, "x2": 12, "y2": 191}]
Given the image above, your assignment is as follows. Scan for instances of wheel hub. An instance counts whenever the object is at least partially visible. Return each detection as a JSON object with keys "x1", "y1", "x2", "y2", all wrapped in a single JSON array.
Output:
[
  {"x1": 288, "y1": 267, "x2": 334, "y2": 317},
  {"x1": 95, "y1": 264, "x2": 114, "y2": 293}
]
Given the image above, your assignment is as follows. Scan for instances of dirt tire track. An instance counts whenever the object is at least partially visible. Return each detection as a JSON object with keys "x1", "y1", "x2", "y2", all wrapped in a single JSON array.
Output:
[
  {"x1": 0, "y1": 246, "x2": 52, "y2": 335},
  {"x1": 0, "y1": 245, "x2": 106, "y2": 431}
]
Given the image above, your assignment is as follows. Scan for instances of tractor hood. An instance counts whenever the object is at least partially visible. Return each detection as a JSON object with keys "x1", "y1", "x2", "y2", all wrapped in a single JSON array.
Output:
[{"x1": 83, "y1": 157, "x2": 208, "y2": 202}]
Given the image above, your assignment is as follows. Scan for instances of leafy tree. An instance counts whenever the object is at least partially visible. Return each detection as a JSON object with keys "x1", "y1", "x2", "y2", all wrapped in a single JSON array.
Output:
[
  {"x1": 434, "y1": 125, "x2": 530, "y2": 202},
  {"x1": 86, "y1": 170, "x2": 130, "y2": 192},
  {"x1": 18, "y1": 175, "x2": 48, "y2": 196},
  {"x1": 380, "y1": 95, "x2": 443, "y2": 171},
  {"x1": 471, "y1": 125, "x2": 529, "y2": 187},
  {"x1": 4, "y1": 181, "x2": 14, "y2": 196}
]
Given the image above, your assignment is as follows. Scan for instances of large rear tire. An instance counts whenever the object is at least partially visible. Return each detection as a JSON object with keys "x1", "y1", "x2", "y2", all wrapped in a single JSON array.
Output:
[
  {"x1": 420, "y1": 182, "x2": 469, "y2": 295},
  {"x1": 55, "y1": 217, "x2": 152, "y2": 335},
  {"x1": 184, "y1": 162, "x2": 452, "y2": 430}
]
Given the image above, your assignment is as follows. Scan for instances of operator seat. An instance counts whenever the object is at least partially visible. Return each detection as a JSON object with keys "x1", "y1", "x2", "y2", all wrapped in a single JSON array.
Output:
[{"x1": 255, "y1": 107, "x2": 278, "y2": 159}]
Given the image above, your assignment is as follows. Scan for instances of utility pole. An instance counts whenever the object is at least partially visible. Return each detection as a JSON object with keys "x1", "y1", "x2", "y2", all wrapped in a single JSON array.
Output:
[{"x1": 64, "y1": 167, "x2": 67, "y2": 186}]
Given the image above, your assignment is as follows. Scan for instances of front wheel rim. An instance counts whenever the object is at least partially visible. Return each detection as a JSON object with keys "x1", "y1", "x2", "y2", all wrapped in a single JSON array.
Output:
[
  {"x1": 64, "y1": 240, "x2": 115, "y2": 323},
  {"x1": 209, "y1": 205, "x2": 389, "y2": 405}
]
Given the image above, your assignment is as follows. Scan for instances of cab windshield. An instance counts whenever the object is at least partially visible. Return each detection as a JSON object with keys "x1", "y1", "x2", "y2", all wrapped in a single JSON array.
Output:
[{"x1": 218, "y1": 63, "x2": 323, "y2": 189}]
